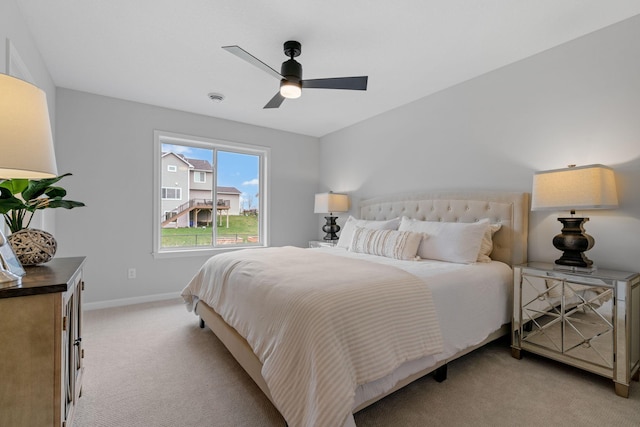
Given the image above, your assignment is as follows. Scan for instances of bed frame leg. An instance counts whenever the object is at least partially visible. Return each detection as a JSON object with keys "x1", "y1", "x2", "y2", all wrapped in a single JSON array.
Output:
[
  {"x1": 199, "y1": 317, "x2": 205, "y2": 329},
  {"x1": 434, "y1": 364, "x2": 447, "y2": 383}
]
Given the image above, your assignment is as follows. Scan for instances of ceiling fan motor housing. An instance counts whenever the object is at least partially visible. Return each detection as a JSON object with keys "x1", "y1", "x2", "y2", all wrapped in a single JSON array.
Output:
[{"x1": 281, "y1": 59, "x2": 302, "y2": 83}]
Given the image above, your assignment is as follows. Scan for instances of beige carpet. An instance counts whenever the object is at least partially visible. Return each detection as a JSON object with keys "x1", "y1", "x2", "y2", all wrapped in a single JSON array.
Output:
[{"x1": 75, "y1": 299, "x2": 640, "y2": 427}]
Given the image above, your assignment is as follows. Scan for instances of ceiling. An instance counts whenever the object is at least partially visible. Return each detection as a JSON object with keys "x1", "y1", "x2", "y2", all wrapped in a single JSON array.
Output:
[{"x1": 15, "y1": 1, "x2": 640, "y2": 138}]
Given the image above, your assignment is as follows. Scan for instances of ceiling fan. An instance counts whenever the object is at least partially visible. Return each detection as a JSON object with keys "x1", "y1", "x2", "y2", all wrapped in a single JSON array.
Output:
[{"x1": 222, "y1": 40, "x2": 368, "y2": 109}]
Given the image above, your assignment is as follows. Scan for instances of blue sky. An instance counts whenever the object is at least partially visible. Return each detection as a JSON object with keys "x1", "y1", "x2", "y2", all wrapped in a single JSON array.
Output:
[{"x1": 163, "y1": 143, "x2": 259, "y2": 208}]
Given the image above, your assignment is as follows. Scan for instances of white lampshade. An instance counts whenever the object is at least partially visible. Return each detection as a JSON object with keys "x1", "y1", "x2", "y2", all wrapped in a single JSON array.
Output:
[
  {"x1": 314, "y1": 192, "x2": 349, "y2": 214},
  {"x1": 531, "y1": 164, "x2": 618, "y2": 212},
  {"x1": 0, "y1": 74, "x2": 58, "y2": 179}
]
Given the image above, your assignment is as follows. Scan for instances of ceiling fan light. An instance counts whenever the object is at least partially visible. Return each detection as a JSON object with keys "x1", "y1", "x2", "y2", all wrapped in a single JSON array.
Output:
[{"x1": 280, "y1": 80, "x2": 301, "y2": 99}]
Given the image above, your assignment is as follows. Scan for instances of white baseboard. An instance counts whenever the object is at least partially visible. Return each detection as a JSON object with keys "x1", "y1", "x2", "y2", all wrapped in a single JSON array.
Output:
[{"x1": 84, "y1": 292, "x2": 181, "y2": 311}]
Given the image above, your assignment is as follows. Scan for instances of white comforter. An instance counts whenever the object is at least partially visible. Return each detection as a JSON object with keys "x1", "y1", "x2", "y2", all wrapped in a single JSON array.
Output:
[{"x1": 181, "y1": 246, "x2": 443, "y2": 427}]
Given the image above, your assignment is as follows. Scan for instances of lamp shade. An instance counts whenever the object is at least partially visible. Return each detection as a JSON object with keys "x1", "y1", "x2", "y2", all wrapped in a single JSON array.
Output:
[
  {"x1": 531, "y1": 164, "x2": 618, "y2": 212},
  {"x1": 314, "y1": 192, "x2": 349, "y2": 214},
  {"x1": 0, "y1": 74, "x2": 58, "y2": 179}
]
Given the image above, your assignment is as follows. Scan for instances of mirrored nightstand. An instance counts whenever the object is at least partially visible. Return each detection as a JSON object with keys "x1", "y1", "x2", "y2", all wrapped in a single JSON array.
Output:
[{"x1": 512, "y1": 262, "x2": 640, "y2": 397}]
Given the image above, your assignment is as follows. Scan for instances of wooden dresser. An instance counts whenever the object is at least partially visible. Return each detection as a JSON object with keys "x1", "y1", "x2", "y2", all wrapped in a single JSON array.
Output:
[{"x1": 0, "y1": 257, "x2": 86, "y2": 427}]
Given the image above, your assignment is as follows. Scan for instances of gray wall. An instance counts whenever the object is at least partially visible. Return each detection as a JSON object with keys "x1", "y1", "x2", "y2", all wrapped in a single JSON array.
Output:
[
  {"x1": 320, "y1": 15, "x2": 640, "y2": 273},
  {"x1": 55, "y1": 89, "x2": 321, "y2": 305},
  {"x1": 1, "y1": 1, "x2": 56, "y2": 122}
]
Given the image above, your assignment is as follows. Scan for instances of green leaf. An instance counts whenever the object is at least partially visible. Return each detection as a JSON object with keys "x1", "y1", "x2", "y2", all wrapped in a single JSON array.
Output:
[
  {"x1": 0, "y1": 187, "x2": 14, "y2": 199},
  {"x1": 43, "y1": 200, "x2": 85, "y2": 209},
  {"x1": 0, "y1": 196, "x2": 26, "y2": 214},
  {"x1": 44, "y1": 186, "x2": 67, "y2": 199},
  {"x1": 21, "y1": 173, "x2": 72, "y2": 201},
  {"x1": 0, "y1": 179, "x2": 29, "y2": 195}
]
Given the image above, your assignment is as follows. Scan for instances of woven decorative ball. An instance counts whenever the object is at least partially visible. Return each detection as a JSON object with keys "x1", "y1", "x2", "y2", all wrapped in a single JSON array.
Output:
[{"x1": 8, "y1": 229, "x2": 58, "y2": 266}]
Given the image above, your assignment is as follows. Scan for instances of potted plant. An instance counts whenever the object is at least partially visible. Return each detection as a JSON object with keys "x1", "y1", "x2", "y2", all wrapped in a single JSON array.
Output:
[{"x1": 0, "y1": 173, "x2": 84, "y2": 265}]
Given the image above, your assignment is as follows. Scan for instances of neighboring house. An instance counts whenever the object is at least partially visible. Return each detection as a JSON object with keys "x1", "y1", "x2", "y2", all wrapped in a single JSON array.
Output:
[{"x1": 161, "y1": 152, "x2": 241, "y2": 228}]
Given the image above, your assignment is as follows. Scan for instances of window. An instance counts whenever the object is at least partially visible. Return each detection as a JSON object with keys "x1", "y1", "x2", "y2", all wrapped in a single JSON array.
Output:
[
  {"x1": 161, "y1": 187, "x2": 182, "y2": 200},
  {"x1": 194, "y1": 171, "x2": 206, "y2": 183},
  {"x1": 163, "y1": 210, "x2": 179, "y2": 222},
  {"x1": 153, "y1": 131, "x2": 269, "y2": 256}
]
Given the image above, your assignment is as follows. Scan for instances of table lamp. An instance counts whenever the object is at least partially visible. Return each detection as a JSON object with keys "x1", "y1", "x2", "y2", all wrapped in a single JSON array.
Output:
[
  {"x1": 314, "y1": 192, "x2": 349, "y2": 241},
  {"x1": 0, "y1": 74, "x2": 58, "y2": 285},
  {"x1": 531, "y1": 164, "x2": 618, "y2": 269}
]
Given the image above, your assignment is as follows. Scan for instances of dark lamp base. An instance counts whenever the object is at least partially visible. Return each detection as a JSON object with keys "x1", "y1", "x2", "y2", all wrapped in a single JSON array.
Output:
[
  {"x1": 322, "y1": 216, "x2": 341, "y2": 241},
  {"x1": 552, "y1": 217, "x2": 595, "y2": 268}
]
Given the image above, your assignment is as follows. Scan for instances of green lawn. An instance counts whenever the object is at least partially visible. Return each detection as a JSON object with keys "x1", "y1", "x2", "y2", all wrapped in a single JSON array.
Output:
[{"x1": 162, "y1": 215, "x2": 259, "y2": 247}]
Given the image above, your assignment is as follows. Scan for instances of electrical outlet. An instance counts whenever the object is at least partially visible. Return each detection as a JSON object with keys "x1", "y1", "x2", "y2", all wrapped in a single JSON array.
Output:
[{"x1": 127, "y1": 268, "x2": 136, "y2": 279}]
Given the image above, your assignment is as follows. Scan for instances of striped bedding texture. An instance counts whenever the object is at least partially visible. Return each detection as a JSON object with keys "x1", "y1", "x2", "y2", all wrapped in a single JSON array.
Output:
[{"x1": 182, "y1": 246, "x2": 443, "y2": 427}]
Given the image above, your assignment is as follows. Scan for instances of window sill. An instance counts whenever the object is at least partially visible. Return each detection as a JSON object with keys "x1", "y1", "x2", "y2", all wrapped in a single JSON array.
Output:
[{"x1": 152, "y1": 245, "x2": 267, "y2": 259}]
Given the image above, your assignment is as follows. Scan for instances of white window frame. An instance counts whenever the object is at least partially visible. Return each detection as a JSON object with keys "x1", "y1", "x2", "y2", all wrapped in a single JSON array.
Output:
[
  {"x1": 194, "y1": 171, "x2": 206, "y2": 183},
  {"x1": 161, "y1": 187, "x2": 182, "y2": 200},
  {"x1": 153, "y1": 130, "x2": 269, "y2": 258},
  {"x1": 167, "y1": 165, "x2": 177, "y2": 172}
]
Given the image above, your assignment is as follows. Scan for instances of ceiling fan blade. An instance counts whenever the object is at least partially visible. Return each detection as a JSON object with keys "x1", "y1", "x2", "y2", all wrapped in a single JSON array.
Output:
[
  {"x1": 264, "y1": 92, "x2": 285, "y2": 109},
  {"x1": 302, "y1": 76, "x2": 368, "y2": 90},
  {"x1": 222, "y1": 45, "x2": 282, "y2": 80}
]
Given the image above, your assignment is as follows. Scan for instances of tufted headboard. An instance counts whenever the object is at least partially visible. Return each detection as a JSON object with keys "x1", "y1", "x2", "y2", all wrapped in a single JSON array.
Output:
[{"x1": 359, "y1": 191, "x2": 529, "y2": 266}]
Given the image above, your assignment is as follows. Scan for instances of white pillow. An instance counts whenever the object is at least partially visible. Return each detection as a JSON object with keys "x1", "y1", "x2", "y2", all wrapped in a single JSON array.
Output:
[
  {"x1": 477, "y1": 223, "x2": 502, "y2": 262},
  {"x1": 398, "y1": 217, "x2": 490, "y2": 264},
  {"x1": 349, "y1": 227, "x2": 422, "y2": 260},
  {"x1": 337, "y1": 216, "x2": 401, "y2": 248}
]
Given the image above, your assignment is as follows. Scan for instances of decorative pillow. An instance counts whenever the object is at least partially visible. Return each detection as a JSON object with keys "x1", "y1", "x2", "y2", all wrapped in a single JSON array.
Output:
[
  {"x1": 337, "y1": 216, "x2": 401, "y2": 248},
  {"x1": 398, "y1": 217, "x2": 490, "y2": 264},
  {"x1": 348, "y1": 227, "x2": 422, "y2": 260},
  {"x1": 477, "y1": 223, "x2": 502, "y2": 263}
]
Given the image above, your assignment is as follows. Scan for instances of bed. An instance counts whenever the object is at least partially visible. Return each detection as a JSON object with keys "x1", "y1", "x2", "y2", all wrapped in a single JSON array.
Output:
[{"x1": 181, "y1": 190, "x2": 529, "y2": 427}]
